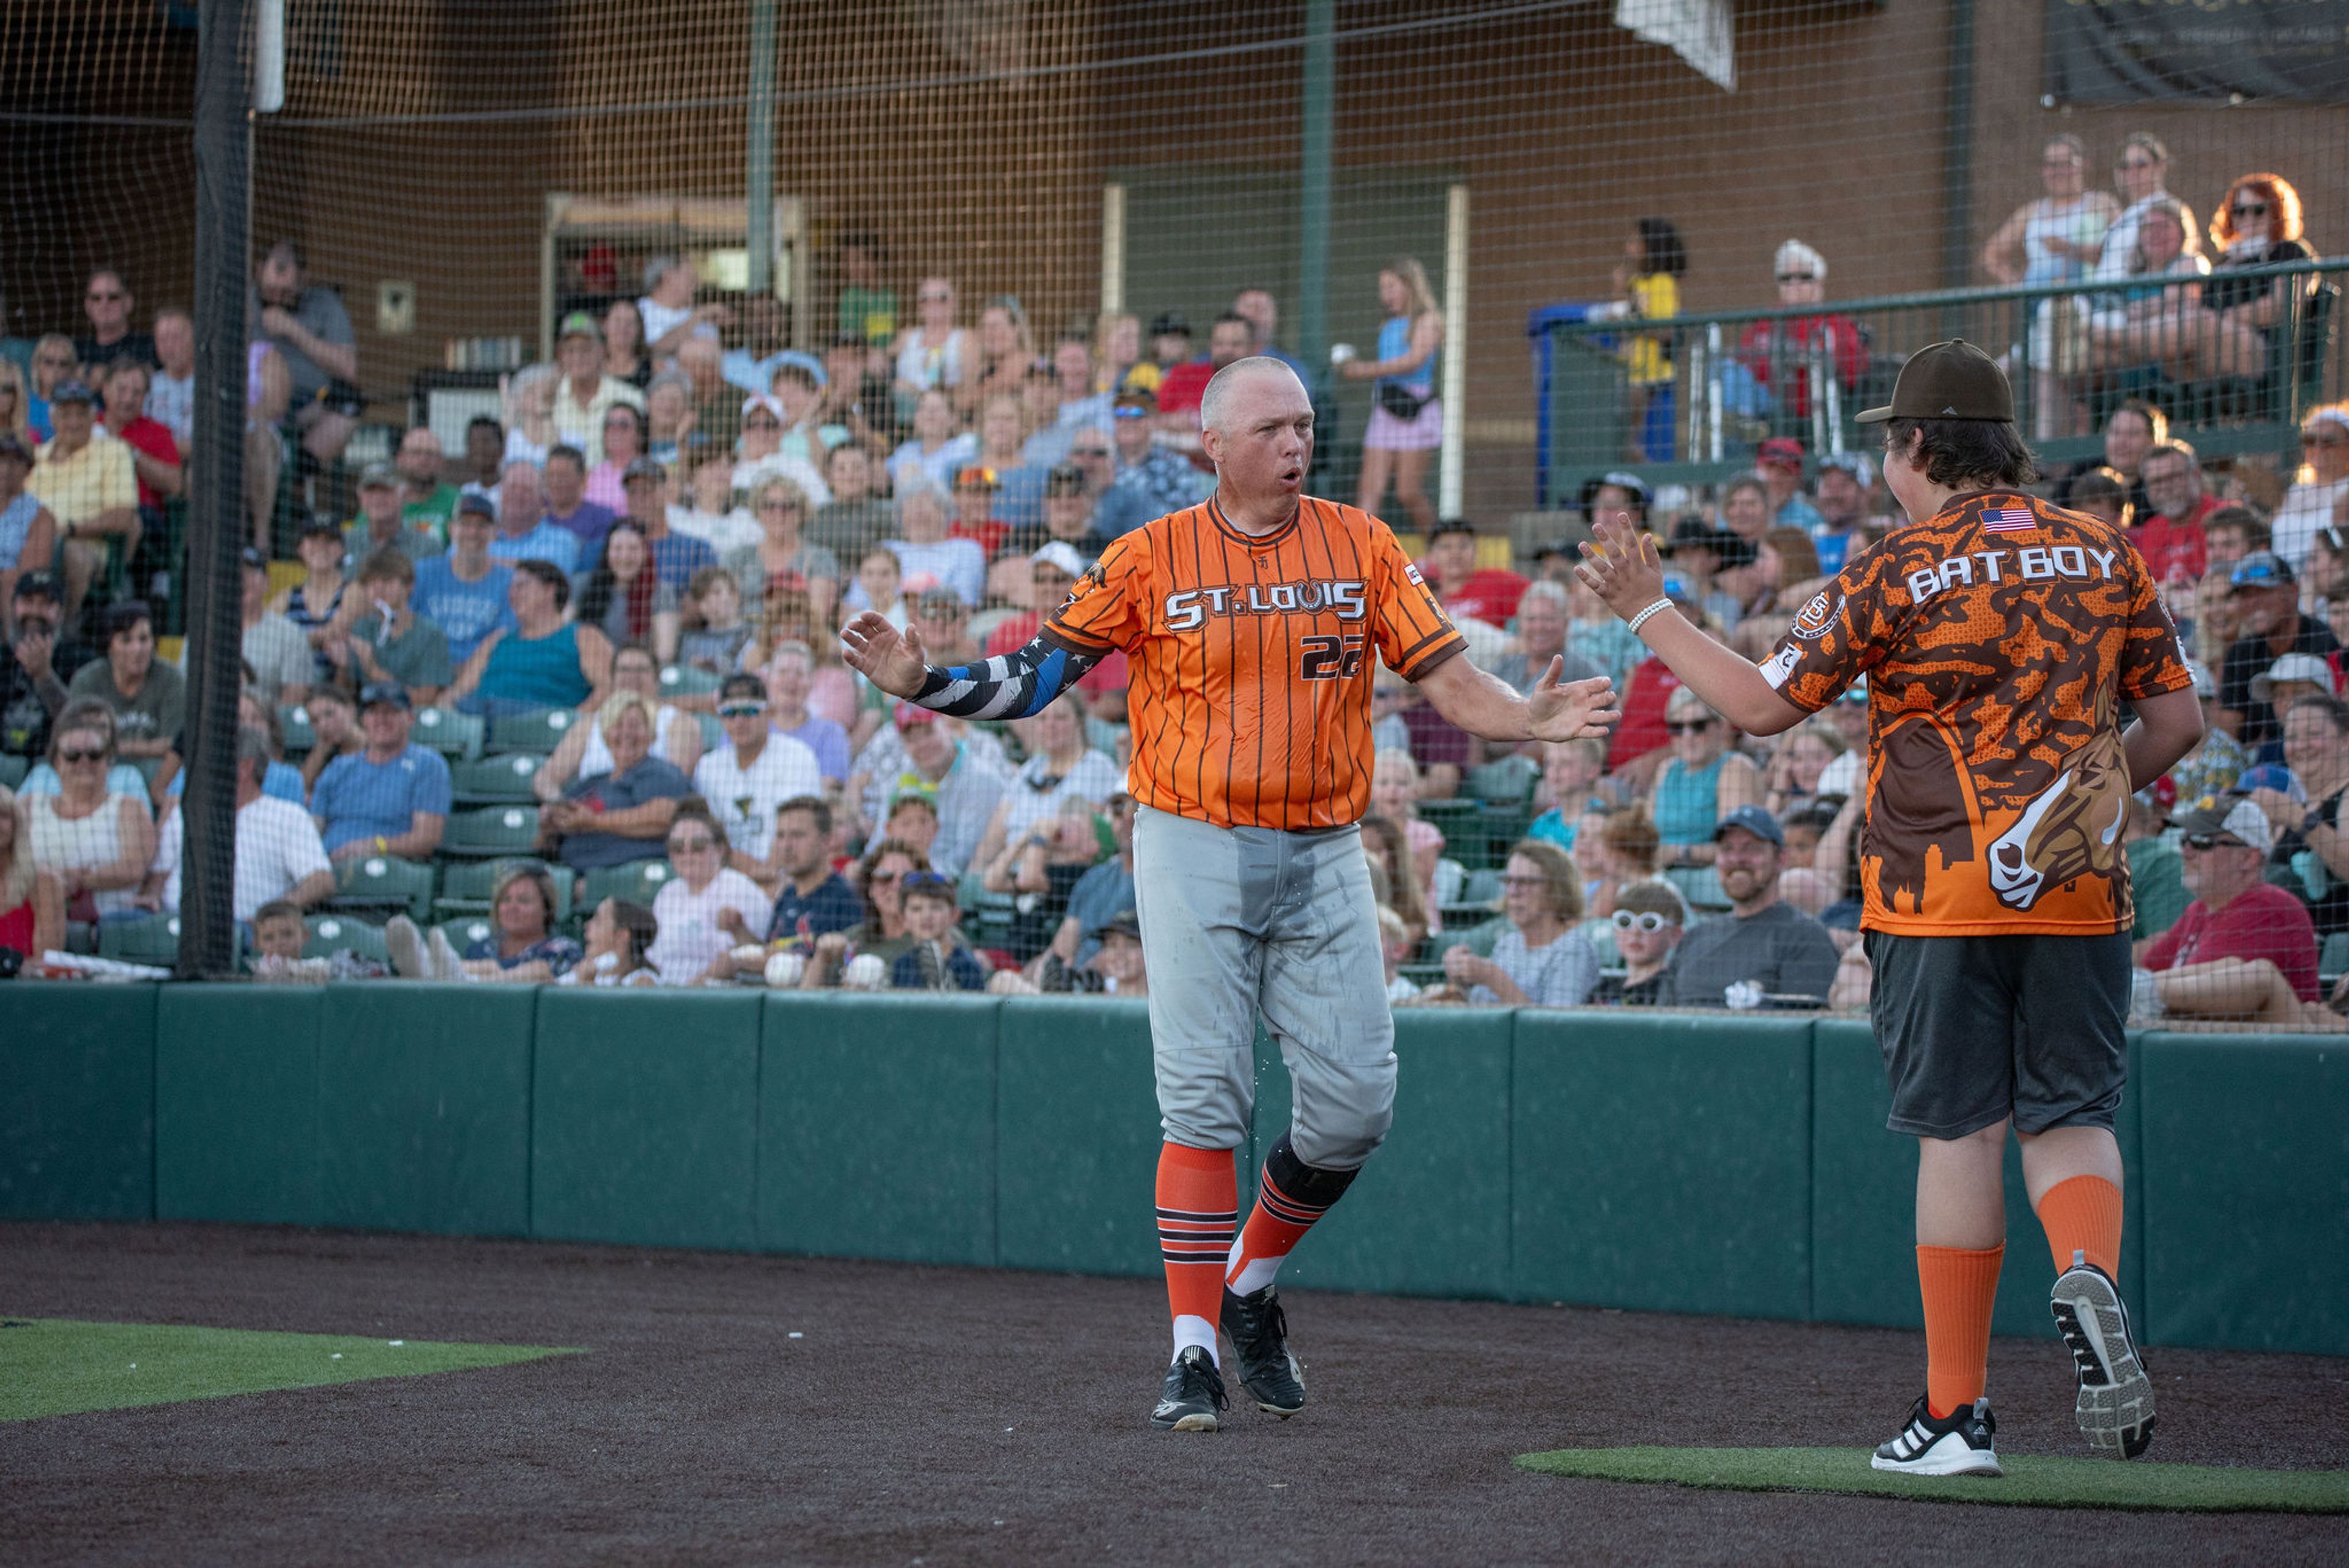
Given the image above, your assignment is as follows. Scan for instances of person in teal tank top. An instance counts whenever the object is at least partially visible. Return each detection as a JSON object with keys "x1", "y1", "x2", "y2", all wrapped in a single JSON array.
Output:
[
  {"x1": 446, "y1": 557, "x2": 613, "y2": 717},
  {"x1": 1338, "y1": 255, "x2": 1446, "y2": 533},
  {"x1": 1643, "y1": 688, "x2": 1761, "y2": 872}
]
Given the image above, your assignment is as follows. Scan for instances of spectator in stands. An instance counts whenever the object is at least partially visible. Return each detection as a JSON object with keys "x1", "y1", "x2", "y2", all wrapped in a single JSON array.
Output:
[
  {"x1": 1020, "y1": 463, "x2": 1102, "y2": 563},
  {"x1": 984, "y1": 795, "x2": 1106, "y2": 962},
  {"x1": 2, "y1": 571, "x2": 72, "y2": 761},
  {"x1": 2060, "y1": 399, "x2": 2163, "y2": 521},
  {"x1": 75, "y1": 267, "x2": 155, "y2": 374},
  {"x1": 0, "y1": 781, "x2": 64, "y2": 964},
  {"x1": 676, "y1": 338, "x2": 741, "y2": 459},
  {"x1": 0, "y1": 357, "x2": 31, "y2": 450},
  {"x1": 1091, "y1": 386, "x2": 1208, "y2": 540},
  {"x1": 440, "y1": 861, "x2": 583, "y2": 982},
  {"x1": 2066, "y1": 466, "x2": 2132, "y2": 532},
  {"x1": 272, "y1": 518, "x2": 351, "y2": 683},
  {"x1": 795, "y1": 834, "x2": 930, "y2": 987},
  {"x1": 558, "y1": 896, "x2": 661, "y2": 988},
  {"x1": 1419, "y1": 519, "x2": 1527, "y2": 630},
  {"x1": 0, "y1": 432, "x2": 56, "y2": 617},
  {"x1": 853, "y1": 704, "x2": 1004, "y2": 880},
  {"x1": 1587, "y1": 879, "x2": 1687, "y2": 1006},
  {"x1": 890, "y1": 869, "x2": 989, "y2": 990},
  {"x1": 1083, "y1": 908, "x2": 1151, "y2": 997},
  {"x1": 759, "y1": 640, "x2": 848, "y2": 781},
  {"x1": 635, "y1": 804, "x2": 765, "y2": 985},
  {"x1": 2178, "y1": 173, "x2": 2314, "y2": 384},
  {"x1": 2087, "y1": 194, "x2": 2208, "y2": 374},
  {"x1": 2167, "y1": 658, "x2": 2249, "y2": 803},
  {"x1": 1063, "y1": 424, "x2": 1117, "y2": 512},
  {"x1": 551, "y1": 314, "x2": 643, "y2": 469},
  {"x1": 670, "y1": 450, "x2": 758, "y2": 557},
  {"x1": 1089, "y1": 310, "x2": 1152, "y2": 400},
  {"x1": 332, "y1": 549, "x2": 451, "y2": 708},
  {"x1": 30, "y1": 379, "x2": 138, "y2": 618},
  {"x1": 395, "y1": 427, "x2": 459, "y2": 539},
  {"x1": 1754, "y1": 439, "x2": 1823, "y2": 532},
  {"x1": 1646, "y1": 688, "x2": 1761, "y2": 875},
  {"x1": 690, "y1": 671, "x2": 823, "y2": 872},
  {"x1": 458, "y1": 415, "x2": 505, "y2": 502},
  {"x1": 541, "y1": 444, "x2": 617, "y2": 555},
  {"x1": 958, "y1": 295, "x2": 1034, "y2": 417},
  {"x1": 1153, "y1": 312, "x2": 1253, "y2": 463},
  {"x1": 584, "y1": 404, "x2": 646, "y2": 514},
  {"x1": 1761, "y1": 715, "x2": 1849, "y2": 820},
  {"x1": 97, "y1": 359, "x2": 179, "y2": 526},
  {"x1": 636, "y1": 256, "x2": 728, "y2": 362},
  {"x1": 26, "y1": 708, "x2": 153, "y2": 923},
  {"x1": 982, "y1": 541, "x2": 1086, "y2": 661},
  {"x1": 1981, "y1": 133, "x2": 2117, "y2": 436},
  {"x1": 344, "y1": 462, "x2": 441, "y2": 566},
  {"x1": 251, "y1": 240, "x2": 358, "y2": 466},
  {"x1": 892, "y1": 277, "x2": 970, "y2": 402},
  {"x1": 1359, "y1": 811, "x2": 1431, "y2": 954},
  {"x1": 2217, "y1": 552, "x2": 2337, "y2": 746},
  {"x1": 412, "y1": 493, "x2": 516, "y2": 667},
  {"x1": 2084, "y1": 130, "x2": 2173, "y2": 292},
  {"x1": 732, "y1": 474, "x2": 840, "y2": 625},
  {"x1": 968, "y1": 692, "x2": 1119, "y2": 870},
  {"x1": 310, "y1": 683, "x2": 449, "y2": 863},
  {"x1": 294, "y1": 683, "x2": 358, "y2": 795},
  {"x1": 1562, "y1": 571, "x2": 1643, "y2": 693},
  {"x1": 146, "y1": 726, "x2": 331, "y2": 924},
  {"x1": 884, "y1": 488, "x2": 985, "y2": 608},
  {"x1": 1230, "y1": 286, "x2": 1308, "y2": 382},
  {"x1": 1337, "y1": 259, "x2": 1447, "y2": 531},
  {"x1": 1019, "y1": 787, "x2": 1137, "y2": 985},
  {"x1": 2193, "y1": 504, "x2": 2266, "y2": 662},
  {"x1": 531, "y1": 641, "x2": 699, "y2": 801},
  {"x1": 1441, "y1": 839, "x2": 1598, "y2": 1006},
  {"x1": 2274, "y1": 405, "x2": 2349, "y2": 571},
  {"x1": 1526, "y1": 738, "x2": 1609, "y2": 852},
  {"x1": 1809, "y1": 452, "x2": 1876, "y2": 575},
  {"x1": 750, "y1": 794, "x2": 861, "y2": 943},
  {"x1": 509, "y1": 367, "x2": 565, "y2": 466},
  {"x1": 962, "y1": 402, "x2": 1039, "y2": 541},
  {"x1": 575, "y1": 520, "x2": 677, "y2": 662},
  {"x1": 734, "y1": 394, "x2": 830, "y2": 510},
  {"x1": 1733, "y1": 241, "x2": 1867, "y2": 429},
  {"x1": 447, "y1": 559, "x2": 611, "y2": 718},
  {"x1": 2138, "y1": 796, "x2": 2328, "y2": 1025},
  {"x1": 1369, "y1": 748, "x2": 1459, "y2": 916},
  {"x1": 811, "y1": 442, "x2": 894, "y2": 563},
  {"x1": 1657, "y1": 806, "x2": 1839, "y2": 1007},
  {"x1": 644, "y1": 374, "x2": 692, "y2": 467},
  {"x1": 69, "y1": 601, "x2": 180, "y2": 763},
  {"x1": 2133, "y1": 440, "x2": 2217, "y2": 588},
  {"x1": 483, "y1": 459, "x2": 574, "y2": 573},
  {"x1": 886, "y1": 388, "x2": 977, "y2": 499},
  {"x1": 541, "y1": 690, "x2": 689, "y2": 872},
  {"x1": 677, "y1": 567, "x2": 751, "y2": 674},
  {"x1": 1718, "y1": 475, "x2": 1773, "y2": 545},
  {"x1": 1490, "y1": 581, "x2": 1603, "y2": 694}
]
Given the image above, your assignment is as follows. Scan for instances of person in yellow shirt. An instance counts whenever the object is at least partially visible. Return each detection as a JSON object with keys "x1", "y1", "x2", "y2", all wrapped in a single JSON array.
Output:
[
  {"x1": 27, "y1": 380, "x2": 138, "y2": 617},
  {"x1": 1612, "y1": 217, "x2": 1687, "y2": 462}
]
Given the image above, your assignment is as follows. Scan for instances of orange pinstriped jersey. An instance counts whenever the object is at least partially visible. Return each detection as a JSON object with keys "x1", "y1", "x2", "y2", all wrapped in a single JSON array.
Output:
[{"x1": 1044, "y1": 494, "x2": 1465, "y2": 831}]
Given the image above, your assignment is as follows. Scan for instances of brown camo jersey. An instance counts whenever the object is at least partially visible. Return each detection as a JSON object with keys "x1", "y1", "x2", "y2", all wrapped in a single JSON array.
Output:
[
  {"x1": 1761, "y1": 489, "x2": 2191, "y2": 936},
  {"x1": 1042, "y1": 494, "x2": 1465, "y2": 831}
]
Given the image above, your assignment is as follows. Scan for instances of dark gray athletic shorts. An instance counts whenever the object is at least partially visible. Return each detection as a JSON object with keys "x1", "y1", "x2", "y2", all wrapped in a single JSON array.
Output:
[{"x1": 1863, "y1": 931, "x2": 2131, "y2": 1139}]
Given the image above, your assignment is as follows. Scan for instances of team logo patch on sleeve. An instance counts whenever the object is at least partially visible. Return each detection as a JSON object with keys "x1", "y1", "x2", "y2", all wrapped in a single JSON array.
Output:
[
  {"x1": 1983, "y1": 507, "x2": 2036, "y2": 533},
  {"x1": 1403, "y1": 563, "x2": 1426, "y2": 587},
  {"x1": 1791, "y1": 590, "x2": 1841, "y2": 640},
  {"x1": 1761, "y1": 644, "x2": 1800, "y2": 688}
]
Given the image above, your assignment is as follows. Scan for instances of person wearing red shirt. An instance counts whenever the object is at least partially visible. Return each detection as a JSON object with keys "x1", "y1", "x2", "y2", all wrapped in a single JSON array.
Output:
[
  {"x1": 1420, "y1": 518, "x2": 1528, "y2": 628},
  {"x1": 1734, "y1": 241, "x2": 1868, "y2": 425},
  {"x1": 2140, "y1": 797, "x2": 2323, "y2": 1021},
  {"x1": 97, "y1": 359, "x2": 182, "y2": 510},
  {"x1": 947, "y1": 463, "x2": 1010, "y2": 559},
  {"x1": 2131, "y1": 440, "x2": 2220, "y2": 589},
  {"x1": 1152, "y1": 314, "x2": 1256, "y2": 468}
]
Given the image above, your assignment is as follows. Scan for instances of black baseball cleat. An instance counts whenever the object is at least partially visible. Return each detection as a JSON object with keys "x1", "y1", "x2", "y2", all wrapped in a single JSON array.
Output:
[
  {"x1": 1220, "y1": 1284, "x2": 1306, "y2": 1416},
  {"x1": 1149, "y1": 1345, "x2": 1229, "y2": 1432},
  {"x1": 1871, "y1": 1393, "x2": 2003, "y2": 1476},
  {"x1": 2050, "y1": 1254, "x2": 2156, "y2": 1458}
]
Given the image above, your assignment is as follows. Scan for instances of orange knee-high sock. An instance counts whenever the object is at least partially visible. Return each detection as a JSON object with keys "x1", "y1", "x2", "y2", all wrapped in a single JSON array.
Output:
[
  {"x1": 1225, "y1": 1134, "x2": 1360, "y2": 1296},
  {"x1": 1157, "y1": 1142, "x2": 1238, "y2": 1364},
  {"x1": 1918, "y1": 1243, "x2": 2004, "y2": 1421},
  {"x1": 2035, "y1": 1174, "x2": 2122, "y2": 1279}
]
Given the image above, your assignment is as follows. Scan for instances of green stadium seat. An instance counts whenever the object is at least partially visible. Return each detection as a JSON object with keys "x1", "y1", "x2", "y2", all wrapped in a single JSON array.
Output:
[
  {"x1": 433, "y1": 858, "x2": 575, "y2": 923},
  {"x1": 65, "y1": 920, "x2": 97, "y2": 955},
  {"x1": 2321, "y1": 931, "x2": 2349, "y2": 983},
  {"x1": 99, "y1": 913, "x2": 182, "y2": 966},
  {"x1": 658, "y1": 664, "x2": 722, "y2": 699},
  {"x1": 434, "y1": 915, "x2": 497, "y2": 958},
  {"x1": 305, "y1": 912, "x2": 388, "y2": 964},
  {"x1": 579, "y1": 858, "x2": 673, "y2": 909},
  {"x1": 1663, "y1": 863, "x2": 1731, "y2": 911},
  {"x1": 1458, "y1": 866, "x2": 1503, "y2": 905},
  {"x1": 695, "y1": 712, "x2": 725, "y2": 752},
  {"x1": 1399, "y1": 962, "x2": 1447, "y2": 990},
  {"x1": 1424, "y1": 915, "x2": 1506, "y2": 962},
  {"x1": 488, "y1": 707, "x2": 577, "y2": 756},
  {"x1": 0, "y1": 754, "x2": 27, "y2": 789},
  {"x1": 327, "y1": 854, "x2": 437, "y2": 921},
  {"x1": 411, "y1": 705, "x2": 484, "y2": 762},
  {"x1": 451, "y1": 752, "x2": 545, "y2": 806},
  {"x1": 276, "y1": 704, "x2": 316, "y2": 757},
  {"x1": 1464, "y1": 754, "x2": 1538, "y2": 805},
  {"x1": 440, "y1": 804, "x2": 541, "y2": 858},
  {"x1": 1417, "y1": 798, "x2": 1488, "y2": 869}
]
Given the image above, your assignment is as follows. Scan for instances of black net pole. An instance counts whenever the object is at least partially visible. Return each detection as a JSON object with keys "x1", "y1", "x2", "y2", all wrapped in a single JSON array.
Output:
[{"x1": 177, "y1": 0, "x2": 251, "y2": 981}]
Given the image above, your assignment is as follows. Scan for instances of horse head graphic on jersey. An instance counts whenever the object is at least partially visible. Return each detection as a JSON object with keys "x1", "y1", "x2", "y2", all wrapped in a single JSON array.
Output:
[{"x1": 1986, "y1": 737, "x2": 2128, "y2": 910}]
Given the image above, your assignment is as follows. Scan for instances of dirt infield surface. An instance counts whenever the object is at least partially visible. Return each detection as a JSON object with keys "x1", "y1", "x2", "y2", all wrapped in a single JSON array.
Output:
[{"x1": 4, "y1": 1223, "x2": 2344, "y2": 1566}]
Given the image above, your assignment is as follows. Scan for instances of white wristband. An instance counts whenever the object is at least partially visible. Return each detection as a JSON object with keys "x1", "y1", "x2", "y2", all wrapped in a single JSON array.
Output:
[{"x1": 1626, "y1": 598, "x2": 1674, "y2": 637}]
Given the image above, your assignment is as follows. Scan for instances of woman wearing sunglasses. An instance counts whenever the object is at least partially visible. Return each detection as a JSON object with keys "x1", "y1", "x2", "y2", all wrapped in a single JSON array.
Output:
[
  {"x1": 1586, "y1": 879, "x2": 1687, "y2": 1006},
  {"x1": 2192, "y1": 173, "x2": 2315, "y2": 383},
  {"x1": 1644, "y1": 686, "x2": 1760, "y2": 877}
]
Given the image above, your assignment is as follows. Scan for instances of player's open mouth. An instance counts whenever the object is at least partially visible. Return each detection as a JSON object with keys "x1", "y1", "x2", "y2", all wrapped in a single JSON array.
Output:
[{"x1": 1277, "y1": 467, "x2": 1302, "y2": 486}]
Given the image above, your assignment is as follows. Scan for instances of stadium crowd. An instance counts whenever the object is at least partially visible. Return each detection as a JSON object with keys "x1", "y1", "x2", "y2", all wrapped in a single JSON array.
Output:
[{"x1": 1, "y1": 142, "x2": 2342, "y2": 1022}]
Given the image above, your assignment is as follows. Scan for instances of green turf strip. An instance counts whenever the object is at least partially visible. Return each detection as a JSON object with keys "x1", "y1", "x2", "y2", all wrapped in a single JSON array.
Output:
[
  {"x1": 1515, "y1": 1447, "x2": 2349, "y2": 1513},
  {"x1": 0, "y1": 1317, "x2": 575, "y2": 1422}
]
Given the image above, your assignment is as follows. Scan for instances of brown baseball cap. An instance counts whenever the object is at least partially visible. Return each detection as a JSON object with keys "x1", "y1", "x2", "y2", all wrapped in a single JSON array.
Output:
[{"x1": 1855, "y1": 339, "x2": 2013, "y2": 425}]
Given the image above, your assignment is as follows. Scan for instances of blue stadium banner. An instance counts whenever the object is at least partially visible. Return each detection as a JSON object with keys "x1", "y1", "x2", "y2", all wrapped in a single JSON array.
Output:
[{"x1": 2044, "y1": 0, "x2": 2349, "y2": 104}]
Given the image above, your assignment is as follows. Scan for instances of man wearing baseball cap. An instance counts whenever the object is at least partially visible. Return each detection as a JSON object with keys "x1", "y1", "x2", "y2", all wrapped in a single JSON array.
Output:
[
  {"x1": 1654, "y1": 804, "x2": 1838, "y2": 1007},
  {"x1": 1580, "y1": 339, "x2": 2202, "y2": 1473},
  {"x1": 0, "y1": 431, "x2": 57, "y2": 616},
  {"x1": 344, "y1": 460, "x2": 443, "y2": 568},
  {"x1": 2138, "y1": 795, "x2": 2321, "y2": 1024},
  {"x1": 2216, "y1": 550, "x2": 2338, "y2": 748},
  {"x1": 1756, "y1": 437, "x2": 1825, "y2": 532},
  {"x1": 28, "y1": 377, "x2": 139, "y2": 618},
  {"x1": 552, "y1": 310, "x2": 644, "y2": 468}
]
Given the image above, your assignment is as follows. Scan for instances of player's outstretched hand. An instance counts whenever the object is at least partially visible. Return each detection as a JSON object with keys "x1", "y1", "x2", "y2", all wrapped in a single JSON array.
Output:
[
  {"x1": 1525, "y1": 664, "x2": 1620, "y2": 742},
  {"x1": 1573, "y1": 514, "x2": 1667, "y2": 623},
  {"x1": 840, "y1": 610, "x2": 931, "y2": 699}
]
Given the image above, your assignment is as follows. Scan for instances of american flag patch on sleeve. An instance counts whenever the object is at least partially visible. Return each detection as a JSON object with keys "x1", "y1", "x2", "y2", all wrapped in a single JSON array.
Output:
[{"x1": 1983, "y1": 507, "x2": 2036, "y2": 533}]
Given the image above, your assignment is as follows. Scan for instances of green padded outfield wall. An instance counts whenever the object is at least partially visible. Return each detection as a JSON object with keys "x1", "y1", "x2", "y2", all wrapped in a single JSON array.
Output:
[{"x1": 6, "y1": 989, "x2": 2345, "y2": 1356}]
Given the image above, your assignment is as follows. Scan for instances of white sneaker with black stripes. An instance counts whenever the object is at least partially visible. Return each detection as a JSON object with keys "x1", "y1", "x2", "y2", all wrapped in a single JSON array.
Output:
[
  {"x1": 1871, "y1": 1393, "x2": 2002, "y2": 1476},
  {"x1": 2050, "y1": 1252, "x2": 2156, "y2": 1458}
]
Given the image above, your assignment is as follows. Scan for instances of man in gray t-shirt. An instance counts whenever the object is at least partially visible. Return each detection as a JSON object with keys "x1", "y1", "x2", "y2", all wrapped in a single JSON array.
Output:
[
  {"x1": 251, "y1": 240, "x2": 358, "y2": 464},
  {"x1": 1659, "y1": 805, "x2": 1841, "y2": 1008}
]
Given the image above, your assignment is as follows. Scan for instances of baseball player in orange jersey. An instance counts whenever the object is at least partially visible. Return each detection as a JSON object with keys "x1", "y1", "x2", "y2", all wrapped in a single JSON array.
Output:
[
  {"x1": 1577, "y1": 341, "x2": 2204, "y2": 1476},
  {"x1": 845, "y1": 357, "x2": 1617, "y2": 1431}
]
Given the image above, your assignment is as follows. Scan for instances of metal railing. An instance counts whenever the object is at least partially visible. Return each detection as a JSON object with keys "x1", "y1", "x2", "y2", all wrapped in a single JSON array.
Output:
[{"x1": 1528, "y1": 259, "x2": 2348, "y2": 505}]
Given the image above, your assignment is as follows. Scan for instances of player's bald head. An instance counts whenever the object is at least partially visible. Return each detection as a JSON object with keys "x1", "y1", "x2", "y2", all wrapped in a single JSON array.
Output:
[{"x1": 1200, "y1": 356, "x2": 1308, "y2": 436}]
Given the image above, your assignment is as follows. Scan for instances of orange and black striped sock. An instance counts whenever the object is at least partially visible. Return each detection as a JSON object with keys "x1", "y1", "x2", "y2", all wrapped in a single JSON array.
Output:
[
  {"x1": 1225, "y1": 1135, "x2": 1360, "y2": 1297},
  {"x1": 1918, "y1": 1243, "x2": 2004, "y2": 1420},
  {"x1": 1157, "y1": 1142, "x2": 1238, "y2": 1365},
  {"x1": 2034, "y1": 1173, "x2": 2122, "y2": 1279}
]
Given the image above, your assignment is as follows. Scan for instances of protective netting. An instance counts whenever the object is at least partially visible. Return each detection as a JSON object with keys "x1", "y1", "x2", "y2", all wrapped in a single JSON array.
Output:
[{"x1": 3, "y1": 0, "x2": 2347, "y2": 1022}]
